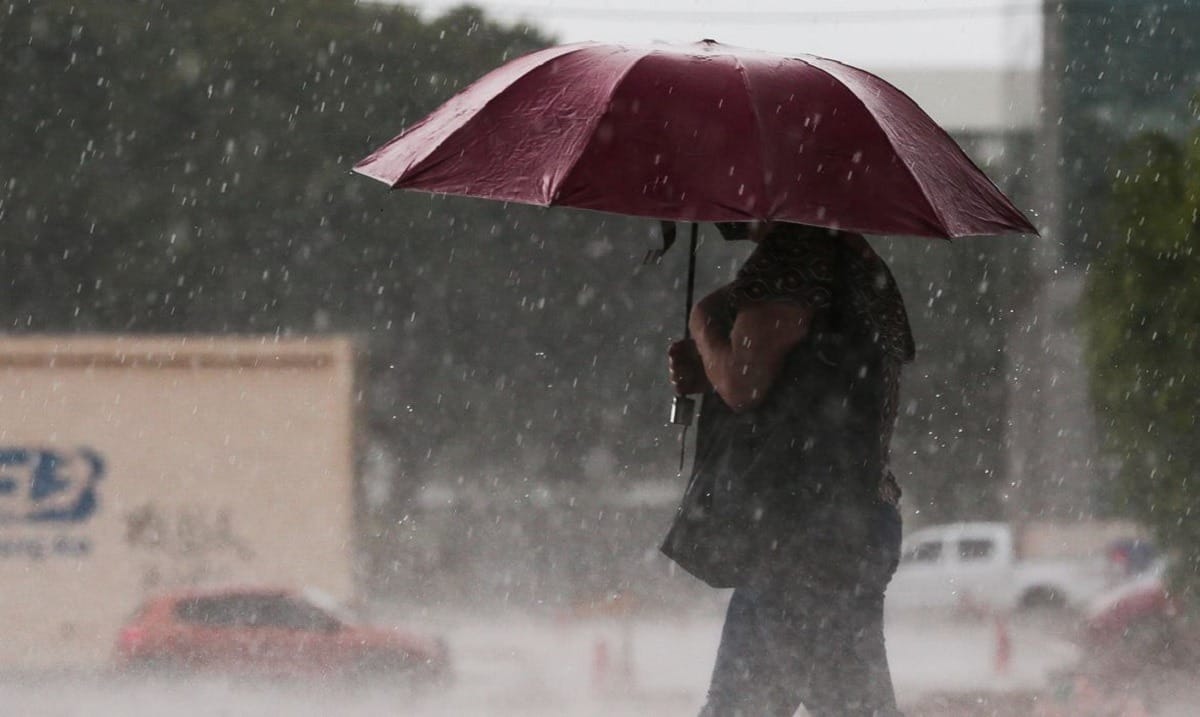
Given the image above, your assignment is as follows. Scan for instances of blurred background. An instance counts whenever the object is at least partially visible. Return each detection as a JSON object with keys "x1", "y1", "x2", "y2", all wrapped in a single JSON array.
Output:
[{"x1": 1, "y1": 1, "x2": 1197, "y2": 714}]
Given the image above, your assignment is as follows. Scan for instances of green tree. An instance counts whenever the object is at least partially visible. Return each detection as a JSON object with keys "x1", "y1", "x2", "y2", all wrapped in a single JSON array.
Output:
[{"x1": 1082, "y1": 128, "x2": 1200, "y2": 596}]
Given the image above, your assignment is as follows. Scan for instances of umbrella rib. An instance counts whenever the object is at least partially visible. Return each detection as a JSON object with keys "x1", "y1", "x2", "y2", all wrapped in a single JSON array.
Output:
[
  {"x1": 361, "y1": 43, "x2": 600, "y2": 192},
  {"x1": 548, "y1": 52, "x2": 653, "y2": 205},
  {"x1": 797, "y1": 59, "x2": 950, "y2": 237},
  {"x1": 730, "y1": 55, "x2": 771, "y2": 216}
]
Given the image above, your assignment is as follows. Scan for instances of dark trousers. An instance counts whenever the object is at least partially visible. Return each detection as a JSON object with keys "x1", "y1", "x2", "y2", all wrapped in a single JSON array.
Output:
[{"x1": 699, "y1": 502, "x2": 904, "y2": 717}]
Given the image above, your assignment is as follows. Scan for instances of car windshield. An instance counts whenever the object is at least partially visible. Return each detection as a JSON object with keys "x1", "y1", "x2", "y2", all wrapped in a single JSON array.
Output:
[
  {"x1": 175, "y1": 595, "x2": 341, "y2": 632},
  {"x1": 901, "y1": 541, "x2": 943, "y2": 564},
  {"x1": 957, "y1": 539, "x2": 994, "y2": 561}
]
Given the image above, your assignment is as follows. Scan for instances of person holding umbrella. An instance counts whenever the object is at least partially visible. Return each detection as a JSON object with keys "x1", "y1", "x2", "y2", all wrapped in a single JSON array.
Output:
[
  {"x1": 664, "y1": 220, "x2": 914, "y2": 716},
  {"x1": 354, "y1": 37, "x2": 1036, "y2": 716}
]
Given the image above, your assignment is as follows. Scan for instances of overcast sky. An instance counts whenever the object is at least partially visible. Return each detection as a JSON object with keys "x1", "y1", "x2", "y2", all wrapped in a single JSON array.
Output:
[{"x1": 408, "y1": 0, "x2": 1044, "y2": 69}]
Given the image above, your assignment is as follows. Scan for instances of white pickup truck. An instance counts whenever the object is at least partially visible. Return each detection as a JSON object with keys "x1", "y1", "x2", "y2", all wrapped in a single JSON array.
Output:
[{"x1": 885, "y1": 521, "x2": 1131, "y2": 614}]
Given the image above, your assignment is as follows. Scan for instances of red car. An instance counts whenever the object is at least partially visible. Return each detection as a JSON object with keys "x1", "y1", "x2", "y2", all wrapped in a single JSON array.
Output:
[
  {"x1": 1081, "y1": 561, "x2": 1180, "y2": 664},
  {"x1": 115, "y1": 587, "x2": 450, "y2": 680}
]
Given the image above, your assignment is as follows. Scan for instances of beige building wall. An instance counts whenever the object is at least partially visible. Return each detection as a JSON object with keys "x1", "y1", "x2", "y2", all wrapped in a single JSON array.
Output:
[{"x1": 0, "y1": 335, "x2": 356, "y2": 668}]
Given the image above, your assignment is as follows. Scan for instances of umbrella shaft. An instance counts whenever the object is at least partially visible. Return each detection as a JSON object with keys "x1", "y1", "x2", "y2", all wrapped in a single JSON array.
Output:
[
  {"x1": 683, "y1": 222, "x2": 698, "y2": 340},
  {"x1": 671, "y1": 223, "x2": 699, "y2": 436}
]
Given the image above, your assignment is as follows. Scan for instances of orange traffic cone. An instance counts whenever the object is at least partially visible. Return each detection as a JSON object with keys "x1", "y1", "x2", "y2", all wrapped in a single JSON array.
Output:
[
  {"x1": 994, "y1": 614, "x2": 1011, "y2": 675},
  {"x1": 592, "y1": 638, "x2": 611, "y2": 691}
]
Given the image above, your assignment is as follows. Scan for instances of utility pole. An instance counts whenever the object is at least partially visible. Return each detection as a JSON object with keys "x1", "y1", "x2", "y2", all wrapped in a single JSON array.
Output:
[
  {"x1": 1037, "y1": 0, "x2": 1065, "y2": 274},
  {"x1": 1004, "y1": 1, "x2": 1102, "y2": 521}
]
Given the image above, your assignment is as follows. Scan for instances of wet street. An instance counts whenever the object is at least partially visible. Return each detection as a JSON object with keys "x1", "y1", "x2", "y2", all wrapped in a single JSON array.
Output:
[{"x1": 0, "y1": 609, "x2": 1084, "y2": 716}]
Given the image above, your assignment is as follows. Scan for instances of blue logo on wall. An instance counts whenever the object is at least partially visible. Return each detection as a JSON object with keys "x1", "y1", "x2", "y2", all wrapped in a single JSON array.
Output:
[{"x1": 0, "y1": 448, "x2": 105, "y2": 523}]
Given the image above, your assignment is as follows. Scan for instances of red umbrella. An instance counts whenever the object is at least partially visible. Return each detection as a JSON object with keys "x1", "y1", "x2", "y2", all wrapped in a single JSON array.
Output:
[
  {"x1": 353, "y1": 40, "x2": 1037, "y2": 447},
  {"x1": 353, "y1": 39, "x2": 1036, "y2": 238}
]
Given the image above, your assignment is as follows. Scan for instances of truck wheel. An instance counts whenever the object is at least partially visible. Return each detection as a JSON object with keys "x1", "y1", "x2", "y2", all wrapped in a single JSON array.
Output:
[{"x1": 1019, "y1": 586, "x2": 1067, "y2": 613}]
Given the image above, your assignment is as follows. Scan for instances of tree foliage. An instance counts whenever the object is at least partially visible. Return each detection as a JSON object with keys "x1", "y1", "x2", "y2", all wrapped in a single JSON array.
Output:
[
  {"x1": 1, "y1": 0, "x2": 542, "y2": 330},
  {"x1": 1082, "y1": 126, "x2": 1200, "y2": 595}
]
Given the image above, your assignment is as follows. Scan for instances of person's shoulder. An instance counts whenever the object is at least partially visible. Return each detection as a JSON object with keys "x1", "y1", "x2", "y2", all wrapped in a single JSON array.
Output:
[{"x1": 730, "y1": 229, "x2": 836, "y2": 309}]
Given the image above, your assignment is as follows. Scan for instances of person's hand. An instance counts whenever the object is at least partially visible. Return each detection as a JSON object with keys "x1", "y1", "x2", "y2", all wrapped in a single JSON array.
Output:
[{"x1": 667, "y1": 338, "x2": 710, "y2": 395}]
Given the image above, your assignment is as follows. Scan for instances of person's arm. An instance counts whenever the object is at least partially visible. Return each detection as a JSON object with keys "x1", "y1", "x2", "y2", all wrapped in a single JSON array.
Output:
[
  {"x1": 690, "y1": 293, "x2": 813, "y2": 412},
  {"x1": 668, "y1": 287, "x2": 731, "y2": 397}
]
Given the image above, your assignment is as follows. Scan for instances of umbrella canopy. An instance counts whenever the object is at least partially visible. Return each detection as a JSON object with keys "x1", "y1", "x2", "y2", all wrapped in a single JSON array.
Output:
[{"x1": 354, "y1": 40, "x2": 1036, "y2": 239}]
